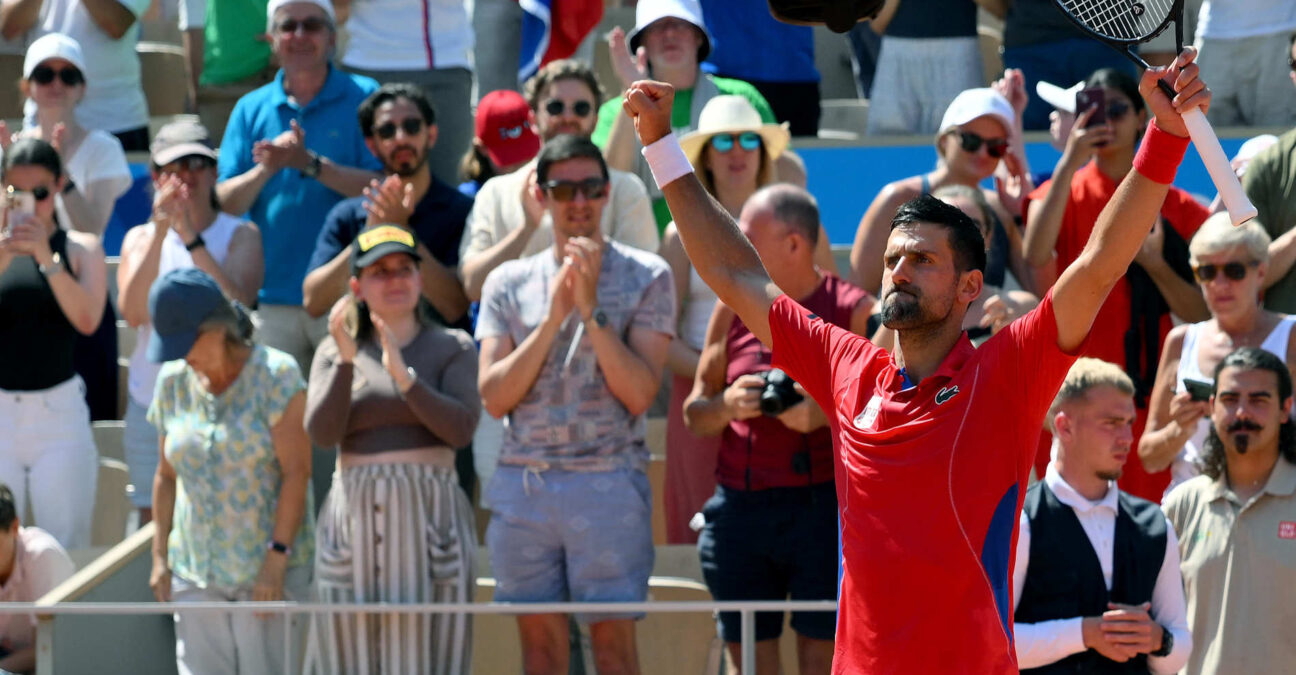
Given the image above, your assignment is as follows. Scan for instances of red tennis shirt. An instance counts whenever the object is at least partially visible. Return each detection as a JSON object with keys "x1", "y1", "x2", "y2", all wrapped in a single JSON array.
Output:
[{"x1": 769, "y1": 289, "x2": 1079, "y2": 673}]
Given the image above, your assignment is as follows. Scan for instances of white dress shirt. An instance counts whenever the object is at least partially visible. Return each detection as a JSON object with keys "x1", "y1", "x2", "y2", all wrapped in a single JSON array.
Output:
[{"x1": 1012, "y1": 465, "x2": 1192, "y2": 673}]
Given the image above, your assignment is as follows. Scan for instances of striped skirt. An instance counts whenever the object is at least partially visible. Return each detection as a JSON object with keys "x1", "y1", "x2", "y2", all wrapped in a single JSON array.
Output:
[{"x1": 305, "y1": 462, "x2": 478, "y2": 675}]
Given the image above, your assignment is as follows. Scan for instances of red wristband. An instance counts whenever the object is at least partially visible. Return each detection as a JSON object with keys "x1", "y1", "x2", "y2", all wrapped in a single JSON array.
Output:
[{"x1": 1132, "y1": 119, "x2": 1190, "y2": 185}]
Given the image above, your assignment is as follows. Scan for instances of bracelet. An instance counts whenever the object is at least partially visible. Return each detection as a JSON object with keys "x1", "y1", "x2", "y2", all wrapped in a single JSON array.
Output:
[
  {"x1": 640, "y1": 132, "x2": 693, "y2": 189},
  {"x1": 266, "y1": 540, "x2": 291, "y2": 556},
  {"x1": 1132, "y1": 119, "x2": 1190, "y2": 185}
]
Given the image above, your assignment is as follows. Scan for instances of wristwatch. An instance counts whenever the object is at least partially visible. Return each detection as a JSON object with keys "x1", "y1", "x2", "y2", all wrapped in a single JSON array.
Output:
[
  {"x1": 266, "y1": 540, "x2": 292, "y2": 556},
  {"x1": 398, "y1": 366, "x2": 418, "y2": 394},
  {"x1": 38, "y1": 251, "x2": 64, "y2": 278},
  {"x1": 301, "y1": 150, "x2": 323, "y2": 179},
  {"x1": 585, "y1": 308, "x2": 609, "y2": 329},
  {"x1": 185, "y1": 234, "x2": 206, "y2": 252},
  {"x1": 1150, "y1": 625, "x2": 1173, "y2": 657}
]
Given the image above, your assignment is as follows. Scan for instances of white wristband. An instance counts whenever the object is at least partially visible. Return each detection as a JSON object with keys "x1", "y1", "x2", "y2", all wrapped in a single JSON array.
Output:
[{"x1": 641, "y1": 132, "x2": 693, "y2": 189}]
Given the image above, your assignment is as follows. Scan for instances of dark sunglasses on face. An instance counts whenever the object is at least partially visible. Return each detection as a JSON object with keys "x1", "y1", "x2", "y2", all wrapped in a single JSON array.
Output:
[
  {"x1": 710, "y1": 131, "x2": 762, "y2": 153},
  {"x1": 30, "y1": 65, "x2": 83, "y2": 87},
  {"x1": 159, "y1": 156, "x2": 215, "y2": 175},
  {"x1": 1105, "y1": 100, "x2": 1133, "y2": 121},
  {"x1": 542, "y1": 178, "x2": 608, "y2": 201},
  {"x1": 5, "y1": 185, "x2": 52, "y2": 201},
  {"x1": 1193, "y1": 260, "x2": 1260, "y2": 282},
  {"x1": 276, "y1": 17, "x2": 327, "y2": 34},
  {"x1": 374, "y1": 117, "x2": 425, "y2": 140},
  {"x1": 543, "y1": 99, "x2": 593, "y2": 117},
  {"x1": 955, "y1": 130, "x2": 1009, "y2": 158}
]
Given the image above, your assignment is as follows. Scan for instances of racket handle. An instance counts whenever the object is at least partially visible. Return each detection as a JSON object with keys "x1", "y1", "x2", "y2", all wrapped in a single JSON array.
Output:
[{"x1": 1180, "y1": 107, "x2": 1258, "y2": 226}]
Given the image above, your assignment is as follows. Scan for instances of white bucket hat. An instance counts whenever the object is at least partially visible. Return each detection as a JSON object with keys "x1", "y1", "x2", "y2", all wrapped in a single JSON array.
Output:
[
  {"x1": 627, "y1": 0, "x2": 712, "y2": 62},
  {"x1": 679, "y1": 96, "x2": 789, "y2": 180},
  {"x1": 1035, "y1": 79, "x2": 1085, "y2": 114}
]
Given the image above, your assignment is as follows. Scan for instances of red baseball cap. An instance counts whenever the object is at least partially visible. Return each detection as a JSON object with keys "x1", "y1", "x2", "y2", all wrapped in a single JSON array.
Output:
[{"x1": 475, "y1": 90, "x2": 541, "y2": 169}]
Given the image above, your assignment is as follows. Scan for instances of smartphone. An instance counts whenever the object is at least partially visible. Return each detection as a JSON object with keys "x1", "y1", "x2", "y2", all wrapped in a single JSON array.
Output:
[
  {"x1": 1183, "y1": 378, "x2": 1214, "y2": 402},
  {"x1": 1, "y1": 187, "x2": 34, "y2": 237},
  {"x1": 1076, "y1": 87, "x2": 1107, "y2": 128}
]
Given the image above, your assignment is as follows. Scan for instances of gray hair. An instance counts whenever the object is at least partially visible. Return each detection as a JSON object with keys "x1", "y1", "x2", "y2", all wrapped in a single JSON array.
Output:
[
  {"x1": 197, "y1": 300, "x2": 256, "y2": 350},
  {"x1": 1189, "y1": 211, "x2": 1271, "y2": 264}
]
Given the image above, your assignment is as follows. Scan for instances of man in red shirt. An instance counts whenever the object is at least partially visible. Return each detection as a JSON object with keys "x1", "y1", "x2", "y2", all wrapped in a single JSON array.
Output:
[{"x1": 623, "y1": 49, "x2": 1212, "y2": 673}]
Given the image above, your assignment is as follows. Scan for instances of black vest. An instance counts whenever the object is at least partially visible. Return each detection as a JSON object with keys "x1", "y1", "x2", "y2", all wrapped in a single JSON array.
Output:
[{"x1": 1014, "y1": 481, "x2": 1167, "y2": 674}]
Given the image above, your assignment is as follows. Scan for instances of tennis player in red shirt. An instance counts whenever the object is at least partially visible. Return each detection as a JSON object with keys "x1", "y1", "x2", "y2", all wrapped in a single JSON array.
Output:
[{"x1": 623, "y1": 49, "x2": 1212, "y2": 673}]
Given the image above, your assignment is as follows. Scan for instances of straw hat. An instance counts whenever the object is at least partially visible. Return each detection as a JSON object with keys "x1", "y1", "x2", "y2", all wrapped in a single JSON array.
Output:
[{"x1": 679, "y1": 96, "x2": 789, "y2": 181}]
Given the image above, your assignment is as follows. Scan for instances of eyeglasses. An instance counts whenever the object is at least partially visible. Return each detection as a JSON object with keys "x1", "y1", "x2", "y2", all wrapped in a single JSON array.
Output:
[
  {"x1": 374, "y1": 118, "x2": 425, "y2": 140},
  {"x1": 29, "y1": 65, "x2": 83, "y2": 87},
  {"x1": 954, "y1": 131, "x2": 1009, "y2": 158},
  {"x1": 541, "y1": 178, "x2": 608, "y2": 201},
  {"x1": 709, "y1": 132, "x2": 761, "y2": 153},
  {"x1": 276, "y1": 17, "x2": 328, "y2": 34},
  {"x1": 543, "y1": 99, "x2": 593, "y2": 117},
  {"x1": 1193, "y1": 260, "x2": 1260, "y2": 282}
]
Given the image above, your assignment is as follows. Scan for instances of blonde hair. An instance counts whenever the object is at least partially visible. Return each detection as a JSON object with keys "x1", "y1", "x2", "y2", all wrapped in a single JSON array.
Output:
[
  {"x1": 1189, "y1": 211, "x2": 1271, "y2": 264},
  {"x1": 1046, "y1": 358, "x2": 1135, "y2": 432}
]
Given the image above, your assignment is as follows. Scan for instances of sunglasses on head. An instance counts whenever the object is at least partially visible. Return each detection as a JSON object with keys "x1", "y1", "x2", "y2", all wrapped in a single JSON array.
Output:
[
  {"x1": 542, "y1": 178, "x2": 608, "y2": 201},
  {"x1": 710, "y1": 131, "x2": 761, "y2": 153},
  {"x1": 159, "y1": 156, "x2": 214, "y2": 175},
  {"x1": 374, "y1": 117, "x2": 425, "y2": 140},
  {"x1": 543, "y1": 99, "x2": 593, "y2": 117},
  {"x1": 276, "y1": 16, "x2": 328, "y2": 34},
  {"x1": 1193, "y1": 260, "x2": 1259, "y2": 282},
  {"x1": 30, "y1": 65, "x2": 83, "y2": 87},
  {"x1": 954, "y1": 130, "x2": 1009, "y2": 158}
]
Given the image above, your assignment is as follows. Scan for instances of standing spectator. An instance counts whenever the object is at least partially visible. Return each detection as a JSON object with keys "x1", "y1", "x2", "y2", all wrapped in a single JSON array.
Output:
[
  {"x1": 1241, "y1": 38, "x2": 1296, "y2": 313},
  {"x1": 1141, "y1": 216, "x2": 1296, "y2": 495},
  {"x1": 0, "y1": 0, "x2": 152, "y2": 151},
  {"x1": 333, "y1": 0, "x2": 474, "y2": 187},
  {"x1": 1163, "y1": 347, "x2": 1296, "y2": 675},
  {"x1": 217, "y1": 0, "x2": 382, "y2": 374},
  {"x1": 117, "y1": 118, "x2": 263, "y2": 525},
  {"x1": 0, "y1": 483, "x2": 75, "y2": 675},
  {"x1": 302, "y1": 83, "x2": 473, "y2": 326},
  {"x1": 304, "y1": 225, "x2": 480, "y2": 675},
  {"x1": 147, "y1": 267, "x2": 313, "y2": 675},
  {"x1": 686, "y1": 185, "x2": 870, "y2": 673},
  {"x1": 201, "y1": 0, "x2": 272, "y2": 88},
  {"x1": 476, "y1": 135, "x2": 674, "y2": 675},
  {"x1": 472, "y1": 0, "x2": 522, "y2": 97},
  {"x1": 178, "y1": 0, "x2": 205, "y2": 112},
  {"x1": 700, "y1": 0, "x2": 820, "y2": 137},
  {"x1": 1192, "y1": 0, "x2": 1296, "y2": 127},
  {"x1": 866, "y1": 0, "x2": 982, "y2": 136},
  {"x1": 458, "y1": 89, "x2": 540, "y2": 199},
  {"x1": 0, "y1": 138, "x2": 103, "y2": 550},
  {"x1": 1023, "y1": 67, "x2": 1210, "y2": 502},
  {"x1": 597, "y1": 0, "x2": 776, "y2": 229},
  {"x1": 1013, "y1": 358, "x2": 1191, "y2": 673}
]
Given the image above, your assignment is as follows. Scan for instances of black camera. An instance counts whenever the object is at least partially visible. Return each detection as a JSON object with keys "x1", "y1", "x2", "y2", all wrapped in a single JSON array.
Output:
[
  {"x1": 768, "y1": 0, "x2": 885, "y2": 33},
  {"x1": 759, "y1": 368, "x2": 804, "y2": 417}
]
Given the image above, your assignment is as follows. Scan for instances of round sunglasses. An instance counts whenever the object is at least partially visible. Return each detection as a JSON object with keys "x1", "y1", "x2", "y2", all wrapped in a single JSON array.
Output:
[
  {"x1": 544, "y1": 99, "x2": 593, "y2": 118},
  {"x1": 1193, "y1": 260, "x2": 1260, "y2": 282},
  {"x1": 954, "y1": 131, "x2": 1009, "y2": 159},
  {"x1": 30, "y1": 65, "x2": 83, "y2": 87},
  {"x1": 709, "y1": 131, "x2": 761, "y2": 153},
  {"x1": 374, "y1": 118, "x2": 425, "y2": 140},
  {"x1": 541, "y1": 178, "x2": 608, "y2": 201}
]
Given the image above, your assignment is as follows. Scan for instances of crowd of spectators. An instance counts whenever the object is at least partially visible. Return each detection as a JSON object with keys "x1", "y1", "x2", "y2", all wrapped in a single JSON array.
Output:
[{"x1": 1, "y1": 1, "x2": 1295, "y2": 674}]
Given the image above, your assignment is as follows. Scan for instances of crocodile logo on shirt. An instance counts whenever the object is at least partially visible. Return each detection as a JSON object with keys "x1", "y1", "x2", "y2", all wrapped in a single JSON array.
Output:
[{"x1": 935, "y1": 386, "x2": 959, "y2": 405}]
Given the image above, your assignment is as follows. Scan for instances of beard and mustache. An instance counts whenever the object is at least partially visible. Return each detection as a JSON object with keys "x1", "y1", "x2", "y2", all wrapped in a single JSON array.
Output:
[
  {"x1": 1226, "y1": 418, "x2": 1263, "y2": 454},
  {"x1": 384, "y1": 145, "x2": 427, "y2": 177}
]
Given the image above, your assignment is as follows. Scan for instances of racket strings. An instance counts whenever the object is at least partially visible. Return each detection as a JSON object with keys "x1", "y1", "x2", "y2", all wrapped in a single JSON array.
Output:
[{"x1": 1060, "y1": 0, "x2": 1174, "y2": 40}]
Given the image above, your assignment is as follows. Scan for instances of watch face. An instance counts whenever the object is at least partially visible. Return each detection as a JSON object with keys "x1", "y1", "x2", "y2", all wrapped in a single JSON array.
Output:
[{"x1": 594, "y1": 309, "x2": 608, "y2": 327}]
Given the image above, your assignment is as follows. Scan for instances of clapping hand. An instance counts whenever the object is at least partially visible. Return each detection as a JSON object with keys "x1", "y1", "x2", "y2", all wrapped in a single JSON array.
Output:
[
  {"x1": 371, "y1": 312, "x2": 414, "y2": 393},
  {"x1": 253, "y1": 119, "x2": 311, "y2": 171},
  {"x1": 362, "y1": 174, "x2": 415, "y2": 226},
  {"x1": 327, "y1": 296, "x2": 358, "y2": 363}
]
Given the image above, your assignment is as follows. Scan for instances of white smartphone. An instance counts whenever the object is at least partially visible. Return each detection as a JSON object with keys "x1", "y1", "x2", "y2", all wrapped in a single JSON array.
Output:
[{"x1": 2, "y1": 187, "x2": 35, "y2": 237}]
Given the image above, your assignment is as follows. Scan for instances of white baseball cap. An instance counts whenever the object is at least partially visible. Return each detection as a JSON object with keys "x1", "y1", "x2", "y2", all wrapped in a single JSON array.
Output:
[
  {"x1": 1035, "y1": 79, "x2": 1085, "y2": 114},
  {"x1": 938, "y1": 88, "x2": 1014, "y2": 135},
  {"x1": 23, "y1": 33, "x2": 87, "y2": 80},
  {"x1": 266, "y1": 0, "x2": 335, "y2": 23}
]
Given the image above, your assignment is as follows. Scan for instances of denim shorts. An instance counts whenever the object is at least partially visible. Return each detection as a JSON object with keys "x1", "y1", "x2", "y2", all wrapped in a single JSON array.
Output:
[
  {"x1": 485, "y1": 464, "x2": 654, "y2": 624},
  {"x1": 698, "y1": 482, "x2": 839, "y2": 642},
  {"x1": 124, "y1": 397, "x2": 160, "y2": 508}
]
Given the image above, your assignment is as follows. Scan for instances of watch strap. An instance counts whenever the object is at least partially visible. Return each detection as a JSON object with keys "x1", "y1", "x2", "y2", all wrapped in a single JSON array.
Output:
[
  {"x1": 267, "y1": 540, "x2": 291, "y2": 556},
  {"x1": 185, "y1": 234, "x2": 206, "y2": 252},
  {"x1": 1150, "y1": 625, "x2": 1173, "y2": 657}
]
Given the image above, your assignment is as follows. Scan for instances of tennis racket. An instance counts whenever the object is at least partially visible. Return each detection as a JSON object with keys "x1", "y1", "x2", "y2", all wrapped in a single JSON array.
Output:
[{"x1": 1052, "y1": 0, "x2": 1258, "y2": 225}]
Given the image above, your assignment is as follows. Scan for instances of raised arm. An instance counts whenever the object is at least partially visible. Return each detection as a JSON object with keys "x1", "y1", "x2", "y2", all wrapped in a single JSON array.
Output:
[
  {"x1": 1022, "y1": 107, "x2": 1107, "y2": 269},
  {"x1": 1051, "y1": 50, "x2": 1209, "y2": 353},
  {"x1": 0, "y1": 0, "x2": 41, "y2": 40},
  {"x1": 624, "y1": 81, "x2": 781, "y2": 347}
]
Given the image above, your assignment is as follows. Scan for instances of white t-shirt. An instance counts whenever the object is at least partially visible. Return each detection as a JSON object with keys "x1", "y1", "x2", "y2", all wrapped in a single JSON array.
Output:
[
  {"x1": 56, "y1": 129, "x2": 133, "y2": 227},
  {"x1": 342, "y1": 0, "x2": 473, "y2": 71},
  {"x1": 26, "y1": 0, "x2": 152, "y2": 134},
  {"x1": 1196, "y1": 0, "x2": 1296, "y2": 39}
]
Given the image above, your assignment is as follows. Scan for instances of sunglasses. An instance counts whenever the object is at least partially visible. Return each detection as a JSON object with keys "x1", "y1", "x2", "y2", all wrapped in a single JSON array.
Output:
[
  {"x1": 30, "y1": 65, "x2": 83, "y2": 87},
  {"x1": 276, "y1": 17, "x2": 328, "y2": 34},
  {"x1": 1105, "y1": 100, "x2": 1133, "y2": 121},
  {"x1": 158, "y1": 155, "x2": 215, "y2": 175},
  {"x1": 710, "y1": 132, "x2": 761, "y2": 153},
  {"x1": 954, "y1": 131, "x2": 1009, "y2": 158},
  {"x1": 374, "y1": 117, "x2": 425, "y2": 140},
  {"x1": 543, "y1": 99, "x2": 593, "y2": 117},
  {"x1": 1193, "y1": 260, "x2": 1260, "y2": 282},
  {"x1": 541, "y1": 178, "x2": 608, "y2": 201},
  {"x1": 5, "y1": 186, "x2": 52, "y2": 201}
]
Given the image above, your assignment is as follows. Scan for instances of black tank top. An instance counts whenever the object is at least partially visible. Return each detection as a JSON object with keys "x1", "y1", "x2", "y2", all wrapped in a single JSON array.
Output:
[{"x1": 0, "y1": 228, "x2": 78, "y2": 390}]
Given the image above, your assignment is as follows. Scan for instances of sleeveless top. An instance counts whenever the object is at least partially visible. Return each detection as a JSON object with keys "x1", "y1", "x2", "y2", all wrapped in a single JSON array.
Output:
[
  {"x1": 680, "y1": 263, "x2": 719, "y2": 351},
  {"x1": 128, "y1": 213, "x2": 244, "y2": 406},
  {"x1": 0, "y1": 229, "x2": 77, "y2": 390},
  {"x1": 1171, "y1": 315, "x2": 1296, "y2": 494}
]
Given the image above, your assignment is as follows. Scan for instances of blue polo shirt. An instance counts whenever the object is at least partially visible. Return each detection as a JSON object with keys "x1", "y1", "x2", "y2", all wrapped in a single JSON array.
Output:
[{"x1": 218, "y1": 66, "x2": 382, "y2": 306}]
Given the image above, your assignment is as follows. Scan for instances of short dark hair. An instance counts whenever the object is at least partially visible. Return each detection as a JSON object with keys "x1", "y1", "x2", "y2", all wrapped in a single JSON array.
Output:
[
  {"x1": 1085, "y1": 67, "x2": 1144, "y2": 114},
  {"x1": 3, "y1": 137, "x2": 63, "y2": 181},
  {"x1": 1201, "y1": 347, "x2": 1296, "y2": 480},
  {"x1": 535, "y1": 134, "x2": 608, "y2": 184},
  {"x1": 757, "y1": 184, "x2": 819, "y2": 246},
  {"x1": 890, "y1": 194, "x2": 986, "y2": 274},
  {"x1": 358, "y1": 83, "x2": 437, "y2": 137},
  {"x1": 524, "y1": 59, "x2": 605, "y2": 112},
  {"x1": 0, "y1": 483, "x2": 16, "y2": 530}
]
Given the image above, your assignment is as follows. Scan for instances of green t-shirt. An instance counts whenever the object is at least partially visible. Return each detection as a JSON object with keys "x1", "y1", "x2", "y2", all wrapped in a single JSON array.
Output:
[
  {"x1": 592, "y1": 75, "x2": 776, "y2": 229},
  {"x1": 202, "y1": 0, "x2": 272, "y2": 85}
]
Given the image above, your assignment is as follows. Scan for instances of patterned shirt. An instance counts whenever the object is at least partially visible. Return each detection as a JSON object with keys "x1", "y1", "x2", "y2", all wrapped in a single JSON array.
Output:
[
  {"x1": 148, "y1": 345, "x2": 314, "y2": 588},
  {"x1": 476, "y1": 240, "x2": 676, "y2": 470}
]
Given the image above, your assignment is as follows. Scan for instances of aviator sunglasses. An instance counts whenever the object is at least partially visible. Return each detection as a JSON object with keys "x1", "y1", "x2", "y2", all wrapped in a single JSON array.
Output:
[
  {"x1": 541, "y1": 178, "x2": 608, "y2": 201},
  {"x1": 544, "y1": 100, "x2": 593, "y2": 117},
  {"x1": 30, "y1": 65, "x2": 83, "y2": 87},
  {"x1": 710, "y1": 131, "x2": 761, "y2": 153},
  {"x1": 1193, "y1": 260, "x2": 1260, "y2": 282},
  {"x1": 954, "y1": 131, "x2": 1009, "y2": 159},
  {"x1": 374, "y1": 118, "x2": 425, "y2": 140}
]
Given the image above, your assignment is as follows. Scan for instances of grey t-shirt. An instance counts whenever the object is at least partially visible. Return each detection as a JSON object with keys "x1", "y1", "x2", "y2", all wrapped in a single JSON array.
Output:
[{"x1": 476, "y1": 240, "x2": 676, "y2": 470}]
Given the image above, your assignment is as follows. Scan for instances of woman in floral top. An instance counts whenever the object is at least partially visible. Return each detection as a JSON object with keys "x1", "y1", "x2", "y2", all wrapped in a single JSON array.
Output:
[{"x1": 145, "y1": 267, "x2": 313, "y2": 674}]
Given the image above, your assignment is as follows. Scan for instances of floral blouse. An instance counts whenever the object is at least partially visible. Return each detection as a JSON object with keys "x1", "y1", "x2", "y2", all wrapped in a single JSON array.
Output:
[{"x1": 148, "y1": 344, "x2": 314, "y2": 588}]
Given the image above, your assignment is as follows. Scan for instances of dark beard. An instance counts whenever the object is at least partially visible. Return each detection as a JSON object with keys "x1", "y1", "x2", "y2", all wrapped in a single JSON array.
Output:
[
  {"x1": 880, "y1": 289, "x2": 924, "y2": 328},
  {"x1": 386, "y1": 150, "x2": 427, "y2": 178}
]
